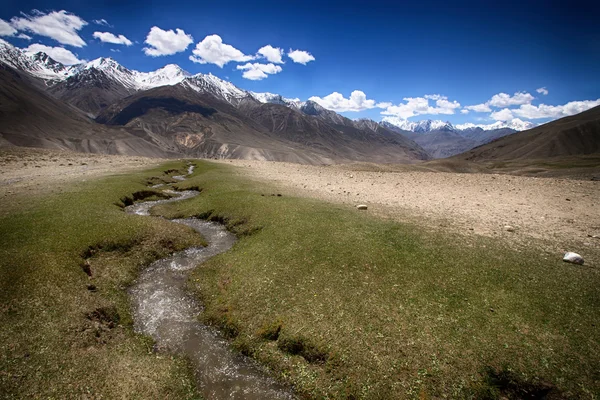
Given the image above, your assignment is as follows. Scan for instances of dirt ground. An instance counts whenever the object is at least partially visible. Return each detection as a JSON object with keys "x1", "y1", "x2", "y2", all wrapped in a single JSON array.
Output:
[
  {"x1": 219, "y1": 159, "x2": 600, "y2": 264},
  {"x1": 0, "y1": 147, "x2": 163, "y2": 198}
]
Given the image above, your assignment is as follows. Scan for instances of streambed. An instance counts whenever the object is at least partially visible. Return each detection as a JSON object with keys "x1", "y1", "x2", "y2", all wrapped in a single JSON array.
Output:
[{"x1": 126, "y1": 166, "x2": 293, "y2": 399}]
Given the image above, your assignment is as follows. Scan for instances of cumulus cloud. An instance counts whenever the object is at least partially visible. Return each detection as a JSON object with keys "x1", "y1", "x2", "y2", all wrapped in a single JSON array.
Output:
[
  {"x1": 0, "y1": 18, "x2": 17, "y2": 36},
  {"x1": 16, "y1": 33, "x2": 32, "y2": 40},
  {"x1": 381, "y1": 95, "x2": 461, "y2": 119},
  {"x1": 287, "y1": 49, "x2": 315, "y2": 64},
  {"x1": 464, "y1": 91, "x2": 534, "y2": 113},
  {"x1": 488, "y1": 91, "x2": 534, "y2": 108},
  {"x1": 460, "y1": 109, "x2": 469, "y2": 114},
  {"x1": 143, "y1": 26, "x2": 193, "y2": 56},
  {"x1": 236, "y1": 62, "x2": 282, "y2": 80},
  {"x1": 309, "y1": 90, "x2": 378, "y2": 112},
  {"x1": 189, "y1": 34, "x2": 253, "y2": 67},
  {"x1": 512, "y1": 99, "x2": 600, "y2": 120},
  {"x1": 24, "y1": 43, "x2": 82, "y2": 64},
  {"x1": 257, "y1": 45, "x2": 284, "y2": 63},
  {"x1": 93, "y1": 31, "x2": 132, "y2": 46},
  {"x1": 490, "y1": 108, "x2": 514, "y2": 121},
  {"x1": 536, "y1": 87, "x2": 549, "y2": 95},
  {"x1": 11, "y1": 10, "x2": 87, "y2": 47},
  {"x1": 376, "y1": 101, "x2": 393, "y2": 109},
  {"x1": 464, "y1": 103, "x2": 492, "y2": 112}
]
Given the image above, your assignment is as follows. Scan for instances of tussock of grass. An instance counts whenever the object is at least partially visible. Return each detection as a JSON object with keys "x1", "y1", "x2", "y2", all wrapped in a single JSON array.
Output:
[
  {"x1": 0, "y1": 161, "x2": 204, "y2": 399},
  {"x1": 152, "y1": 160, "x2": 600, "y2": 398}
]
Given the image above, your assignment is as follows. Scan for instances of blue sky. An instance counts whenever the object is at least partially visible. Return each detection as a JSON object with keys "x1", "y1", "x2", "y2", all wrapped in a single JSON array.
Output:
[{"x1": 1, "y1": 0, "x2": 599, "y2": 127}]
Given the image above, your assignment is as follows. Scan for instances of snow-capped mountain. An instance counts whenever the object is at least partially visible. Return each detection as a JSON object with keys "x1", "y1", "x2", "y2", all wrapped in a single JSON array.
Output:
[
  {"x1": 250, "y1": 91, "x2": 304, "y2": 109},
  {"x1": 0, "y1": 39, "x2": 77, "y2": 81},
  {"x1": 0, "y1": 38, "x2": 536, "y2": 134},
  {"x1": 183, "y1": 73, "x2": 253, "y2": 106},
  {"x1": 381, "y1": 117, "x2": 456, "y2": 133},
  {"x1": 455, "y1": 119, "x2": 535, "y2": 132},
  {"x1": 383, "y1": 116, "x2": 535, "y2": 133}
]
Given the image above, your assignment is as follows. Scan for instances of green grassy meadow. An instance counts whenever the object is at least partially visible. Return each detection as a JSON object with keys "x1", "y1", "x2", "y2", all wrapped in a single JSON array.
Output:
[{"x1": 1, "y1": 158, "x2": 599, "y2": 399}]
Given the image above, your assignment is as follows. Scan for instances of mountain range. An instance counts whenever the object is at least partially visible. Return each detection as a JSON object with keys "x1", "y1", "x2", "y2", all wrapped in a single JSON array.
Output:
[{"x1": 1, "y1": 38, "x2": 597, "y2": 163}]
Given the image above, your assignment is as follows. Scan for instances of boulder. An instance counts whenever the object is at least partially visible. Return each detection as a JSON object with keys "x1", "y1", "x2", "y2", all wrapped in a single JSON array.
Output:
[
  {"x1": 563, "y1": 252, "x2": 584, "y2": 265},
  {"x1": 356, "y1": 204, "x2": 368, "y2": 210}
]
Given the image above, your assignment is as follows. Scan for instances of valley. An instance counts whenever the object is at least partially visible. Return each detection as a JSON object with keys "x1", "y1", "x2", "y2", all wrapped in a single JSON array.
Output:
[{"x1": 1, "y1": 10, "x2": 600, "y2": 399}]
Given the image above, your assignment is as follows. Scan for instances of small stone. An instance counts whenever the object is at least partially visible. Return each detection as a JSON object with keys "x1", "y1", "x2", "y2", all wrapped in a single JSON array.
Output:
[
  {"x1": 563, "y1": 252, "x2": 584, "y2": 265},
  {"x1": 356, "y1": 204, "x2": 368, "y2": 210},
  {"x1": 87, "y1": 284, "x2": 97, "y2": 292},
  {"x1": 504, "y1": 225, "x2": 515, "y2": 232}
]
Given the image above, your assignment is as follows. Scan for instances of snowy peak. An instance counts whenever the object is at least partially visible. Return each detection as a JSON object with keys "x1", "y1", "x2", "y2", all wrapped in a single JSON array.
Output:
[
  {"x1": 382, "y1": 117, "x2": 456, "y2": 133},
  {"x1": 135, "y1": 64, "x2": 190, "y2": 88},
  {"x1": 182, "y1": 73, "x2": 251, "y2": 106},
  {"x1": 384, "y1": 117, "x2": 535, "y2": 133},
  {"x1": 250, "y1": 91, "x2": 303, "y2": 108},
  {"x1": 0, "y1": 39, "x2": 76, "y2": 81},
  {"x1": 454, "y1": 119, "x2": 535, "y2": 132}
]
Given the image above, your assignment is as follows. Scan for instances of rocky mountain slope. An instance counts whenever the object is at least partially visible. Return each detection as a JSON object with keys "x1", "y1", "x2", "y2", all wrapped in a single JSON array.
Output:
[
  {"x1": 381, "y1": 120, "x2": 520, "y2": 158},
  {"x1": 95, "y1": 84, "x2": 429, "y2": 163},
  {"x1": 0, "y1": 65, "x2": 174, "y2": 157},
  {"x1": 457, "y1": 105, "x2": 600, "y2": 161}
]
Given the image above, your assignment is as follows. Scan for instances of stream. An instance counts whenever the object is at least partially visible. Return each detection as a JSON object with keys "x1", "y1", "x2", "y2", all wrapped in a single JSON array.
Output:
[{"x1": 126, "y1": 165, "x2": 293, "y2": 399}]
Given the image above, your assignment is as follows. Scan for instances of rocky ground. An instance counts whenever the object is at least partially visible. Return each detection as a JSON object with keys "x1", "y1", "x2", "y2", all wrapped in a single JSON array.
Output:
[
  {"x1": 0, "y1": 148, "x2": 163, "y2": 201},
  {"x1": 219, "y1": 159, "x2": 600, "y2": 265}
]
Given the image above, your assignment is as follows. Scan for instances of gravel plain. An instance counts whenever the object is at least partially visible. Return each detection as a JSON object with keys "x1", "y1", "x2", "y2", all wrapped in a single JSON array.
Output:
[{"x1": 220, "y1": 159, "x2": 600, "y2": 264}]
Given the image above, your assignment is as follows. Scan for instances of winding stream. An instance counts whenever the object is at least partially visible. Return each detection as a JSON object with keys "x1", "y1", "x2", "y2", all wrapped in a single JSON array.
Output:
[{"x1": 126, "y1": 166, "x2": 293, "y2": 399}]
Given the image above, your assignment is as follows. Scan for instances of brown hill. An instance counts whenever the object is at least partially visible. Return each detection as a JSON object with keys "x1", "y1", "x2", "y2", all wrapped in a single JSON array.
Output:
[
  {"x1": 457, "y1": 106, "x2": 600, "y2": 161},
  {"x1": 0, "y1": 65, "x2": 173, "y2": 157}
]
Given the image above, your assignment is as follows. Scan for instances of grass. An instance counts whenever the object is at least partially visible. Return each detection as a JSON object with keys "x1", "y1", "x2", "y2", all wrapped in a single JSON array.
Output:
[
  {"x1": 152, "y1": 160, "x2": 600, "y2": 399},
  {"x1": 1, "y1": 158, "x2": 599, "y2": 398},
  {"x1": 0, "y1": 161, "x2": 205, "y2": 399}
]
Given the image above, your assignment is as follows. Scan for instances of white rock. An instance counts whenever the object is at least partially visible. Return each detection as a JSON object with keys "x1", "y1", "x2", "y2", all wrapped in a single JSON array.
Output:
[
  {"x1": 563, "y1": 252, "x2": 584, "y2": 265},
  {"x1": 504, "y1": 225, "x2": 515, "y2": 232},
  {"x1": 356, "y1": 204, "x2": 368, "y2": 210}
]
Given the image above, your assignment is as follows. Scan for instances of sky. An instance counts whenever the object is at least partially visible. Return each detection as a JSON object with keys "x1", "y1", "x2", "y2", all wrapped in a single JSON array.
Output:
[{"x1": 1, "y1": 0, "x2": 599, "y2": 128}]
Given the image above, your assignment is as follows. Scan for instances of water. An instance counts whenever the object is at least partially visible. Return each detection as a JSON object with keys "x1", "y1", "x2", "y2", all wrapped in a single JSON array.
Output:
[{"x1": 125, "y1": 166, "x2": 294, "y2": 399}]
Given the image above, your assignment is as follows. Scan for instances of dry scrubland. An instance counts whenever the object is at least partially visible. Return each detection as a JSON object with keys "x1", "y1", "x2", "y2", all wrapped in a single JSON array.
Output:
[{"x1": 1, "y1": 148, "x2": 599, "y2": 398}]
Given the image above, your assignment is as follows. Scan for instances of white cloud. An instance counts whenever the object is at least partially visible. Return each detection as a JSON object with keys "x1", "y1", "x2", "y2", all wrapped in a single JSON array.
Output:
[
  {"x1": 11, "y1": 10, "x2": 87, "y2": 47},
  {"x1": 536, "y1": 87, "x2": 549, "y2": 95},
  {"x1": 512, "y1": 99, "x2": 600, "y2": 120},
  {"x1": 490, "y1": 108, "x2": 515, "y2": 121},
  {"x1": 464, "y1": 91, "x2": 533, "y2": 113},
  {"x1": 309, "y1": 91, "x2": 377, "y2": 112},
  {"x1": 236, "y1": 62, "x2": 282, "y2": 80},
  {"x1": 287, "y1": 49, "x2": 315, "y2": 64},
  {"x1": 110, "y1": 48, "x2": 120, "y2": 53},
  {"x1": 189, "y1": 34, "x2": 253, "y2": 67},
  {"x1": 0, "y1": 18, "x2": 17, "y2": 36},
  {"x1": 24, "y1": 43, "x2": 82, "y2": 65},
  {"x1": 488, "y1": 91, "x2": 534, "y2": 107},
  {"x1": 464, "y1": 103, "x2": 492, "y2": 112},
  {"x1": 16, "y1": 33, "x2": 32, "y2": 40},
  {"x1": 381, "y1": 95, "x2": 461, "y2": 119},
  {"x1": 93, "y1": 19, "x2": 110, "y2": 26},
  {"x1": 460, "y1": 109, "x2": 469, "y2": 114},
  {"x1": 257, "y1": 45, "x2": 284, "y2": 63},
  {"x1": 376, "y1": 101, "x2": 393, "y2": 109},
  {"x1": 93, "y1": 31, "x2": 132, "y2": 46},
  {"x1": 143, "y1": 26, "x2": 193, "y2": 56}
]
